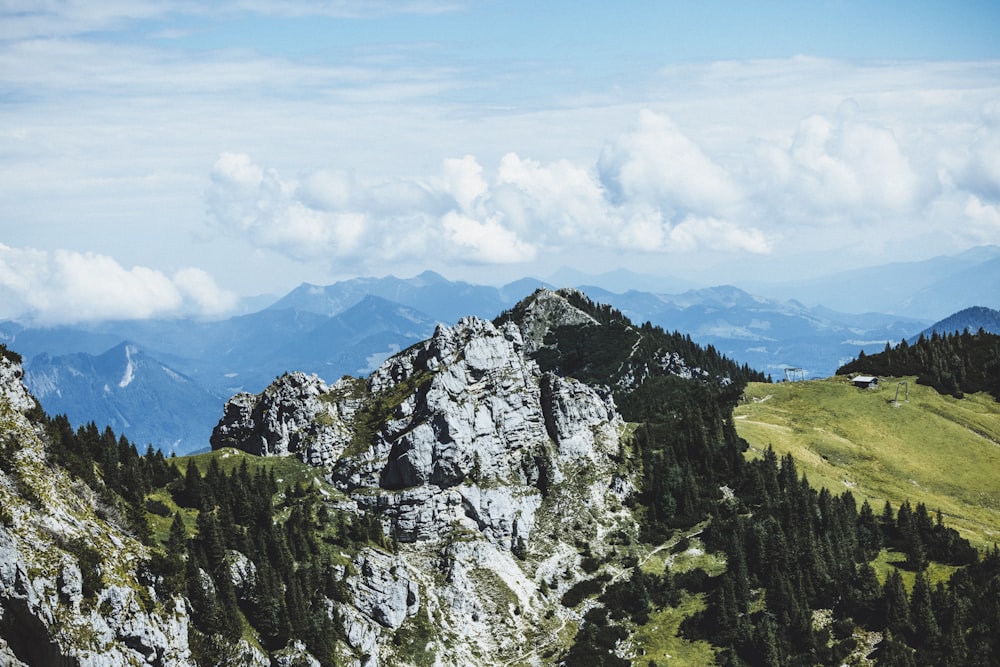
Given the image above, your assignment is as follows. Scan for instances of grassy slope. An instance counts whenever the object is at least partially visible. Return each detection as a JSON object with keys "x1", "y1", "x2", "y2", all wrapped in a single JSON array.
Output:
[
  {"x1": 734, "y1": 376, "x2": 1000, "y2": 549},
  {"x1": 147, "y1": 448, "x2": 348, "y2": 547}
]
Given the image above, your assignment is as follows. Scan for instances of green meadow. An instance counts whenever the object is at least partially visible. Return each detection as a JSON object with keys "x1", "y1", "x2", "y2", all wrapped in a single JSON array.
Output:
[{"x1": 734, "y1": 376, "x2": 1000, "y2": 549}]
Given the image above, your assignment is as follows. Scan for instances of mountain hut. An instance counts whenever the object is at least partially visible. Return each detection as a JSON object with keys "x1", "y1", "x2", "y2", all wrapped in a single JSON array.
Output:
[{"x1": 852, "y1": 375, "x2": 879, "y2": 389}]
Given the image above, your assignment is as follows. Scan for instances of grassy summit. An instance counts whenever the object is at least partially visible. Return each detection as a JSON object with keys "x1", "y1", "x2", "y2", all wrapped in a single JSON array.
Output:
[{"x1": 734, "y1": 375, "x2": 1000, "y2": 549}]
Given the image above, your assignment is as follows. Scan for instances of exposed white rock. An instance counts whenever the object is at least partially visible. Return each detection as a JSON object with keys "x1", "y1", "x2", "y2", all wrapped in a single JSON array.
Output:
[
  {"x1": 208, "y1": 300, "x2": 638, "y2": 665},
  {"x1": 0, "y1": 354, "x2": 36, "y2": 414},
  {"x1": 347, "y1": 548, "x2": 419, "y2": 630},
  {"x1": 0, "y1": 354, "x2": 194, "y2": 666},
  {"x1": 508, "y1": 288, "x2": 599, "y2": 354},
  {"x1": 228, "y1": 549, "x2": 257, "y2": 600},
  {"x1": 273, "y1": 640, "x2": 321, "y2": 667},
  {"x1": 211, "y1": 372, "x2": 362, "y2": 466}
]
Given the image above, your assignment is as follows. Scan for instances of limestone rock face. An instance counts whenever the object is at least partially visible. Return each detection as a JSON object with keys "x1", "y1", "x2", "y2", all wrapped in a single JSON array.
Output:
[
  {"x1": 507, "y1": 288, "x2": 599, "y2": 354},
  {"x1": 0, "y1": 353, "x2": 36, "y2": 414},
  {"x1": 207, "y1": 291, "x2": 639, "y2": 665},
  {"x1": 348, "y1": 548, "x2": 420, "y2": 630},
  {"x1": 211, "y1": 372, "x2": 362, "y2": 466},
  {"x1": 0, "y1": 355, "x2": 194, "y2": 666},
  {"x1": 331, "y1": 315, "x2": 620, "y2": 550}
]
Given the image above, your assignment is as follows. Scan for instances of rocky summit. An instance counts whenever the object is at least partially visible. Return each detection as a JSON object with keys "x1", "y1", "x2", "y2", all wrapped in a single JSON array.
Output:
[{"x1": 210, "y1": 291, "x2": 636, "y2": 664}]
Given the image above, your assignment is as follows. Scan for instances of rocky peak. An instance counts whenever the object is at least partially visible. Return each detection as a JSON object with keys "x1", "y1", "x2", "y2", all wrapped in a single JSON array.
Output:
[
  {"x1": 497, "y1": 288, "x2": 599, "y2": 354},
  {"x1": 329, "y1": 315, "x2": 623, "y2": 542},
  {"x1": 208, "y1": 307, "x2": 635, "y2": 665},
  {"x1": 210, "y1": 371, "x2": 363, "y2": 467},
  {"x1": 0, "y1": 351, "x2": 36, "y2": 415}
]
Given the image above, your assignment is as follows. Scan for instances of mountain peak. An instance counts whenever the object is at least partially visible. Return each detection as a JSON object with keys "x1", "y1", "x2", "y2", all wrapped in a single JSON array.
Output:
[
  {"x1": 496, "y1": 288, "x2": 600, "y2": 354},
  {"x1": 412, "y1": 269, "x2": 448, "y2": 285}
]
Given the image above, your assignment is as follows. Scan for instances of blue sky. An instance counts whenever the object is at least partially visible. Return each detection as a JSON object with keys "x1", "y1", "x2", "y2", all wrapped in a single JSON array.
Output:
[{"x1": 1, "y1": 1, "x2": 999, "y2": 323}]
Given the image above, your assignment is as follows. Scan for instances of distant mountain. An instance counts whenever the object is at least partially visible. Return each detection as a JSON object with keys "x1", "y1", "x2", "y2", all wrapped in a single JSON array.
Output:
[
  {"x1": 268, "y1": 270, "x2": 551, "y2": 323},
  {"x1": 25, "y1": 342, "x2": 223, "y2": 453},
  {"x1": 11, "y1": 260, "x2": 976, "y2": 453},
  {"x1": 546, "y1": 266, "x2": 695, "y2": 294},
  {"x1": 916, "y1": 306, "x2": 1000, "y2": 340},
  {"x1": 271, "y1": 295, "x2": 439, "y2": 378},
  {"x1": 750, "y1": 245, "x2": 1000, "y2": 319},
  {"x1": 18, "y1": 296, "x2": 442, "y2": 454},
  {"x1": 575, "y1": 284, "x2": 925, "y2": 379}
]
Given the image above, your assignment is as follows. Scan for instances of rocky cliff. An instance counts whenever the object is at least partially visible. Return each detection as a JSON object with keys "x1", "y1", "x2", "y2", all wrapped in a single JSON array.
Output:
[
  {"x1": 211, "y1": 290, "x2": 638, "y2": 665},
  {"x1": 0, "y1": 352, "x2": 194, "y2": 666}
]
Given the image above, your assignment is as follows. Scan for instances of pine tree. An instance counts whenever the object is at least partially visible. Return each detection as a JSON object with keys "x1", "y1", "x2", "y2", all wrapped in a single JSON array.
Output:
[
  {"x1": 881, "y1": 570, "x2": 911, "y2": 638},
  {"x1": 909, "y1": 570, "x2": 940, "y2": 657},
  {"x1": 179, "y1": 461, "x2": 204, "y2": 509}
]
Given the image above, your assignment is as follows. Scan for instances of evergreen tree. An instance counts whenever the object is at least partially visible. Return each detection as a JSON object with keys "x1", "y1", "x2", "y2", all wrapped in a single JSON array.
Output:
[
  {"x1": 909, "y1": 570, "x2": 940, "y2": 656},
  {"x1": 881, "y1": 570, "x2": 911, "y2": 638}
]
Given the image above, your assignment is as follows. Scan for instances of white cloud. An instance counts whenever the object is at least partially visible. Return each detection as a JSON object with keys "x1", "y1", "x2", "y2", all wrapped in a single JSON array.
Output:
[
  {"x1": 774, "y1": 114, "x2": 922, "y2": 220},
  {"x1": 441, "y1": 156, "x2": 488, "y2": 213},
  {"x1": 667, "y1": 216, "x2": 772, "y2": 255},
  {"x1": 963, "y1": 195, "x2": 1000, "y2": 241},
  {"x1": 597, "y1": 110, "x2": 742, "y2": 217},
  {"x1": 441, "y1": 212, "x2": 537, "y2": 264},
  {"x1": 205, "y1": 131, "x2": 779, "y2": 272},
  {"x1": 494, "y1": 153, "x2": 613, "y2": 241},
  {"x1": 0, "y1": 245, "x2": 237, "y2": 324},
  {"x1": 173, "y1": 267, "x2": 240, "y2": 314}
]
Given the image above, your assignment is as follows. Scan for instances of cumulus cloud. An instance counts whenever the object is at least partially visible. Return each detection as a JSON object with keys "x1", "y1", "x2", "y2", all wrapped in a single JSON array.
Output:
[
  {"x1": 206, "y1": 113, "x2": 779, "y2": 271},
  {"x1": 206, "y1": 152, "x2": 537, "y2": 268},
  {"x1": 442, "y1": 212, "x2": 537, "y2": 264},
  {"x1": 963, "y1": 195, "x2": 1000, "y2": 241},
  {"x1": 667, "y1": 216, "x2": 773, "y2": 255},
  {"x1": 598, "y1": 110, "x2": 743, "y2": 216},
  {"x1": 0, "y1": 245, "x2": 237, "y2": 324},
  {"x1": 204, "y1": 99, "x2": 1000, "y2": 274},
  {"x1": 752, "y1": 112, "x2": 924, "y2": 227}
]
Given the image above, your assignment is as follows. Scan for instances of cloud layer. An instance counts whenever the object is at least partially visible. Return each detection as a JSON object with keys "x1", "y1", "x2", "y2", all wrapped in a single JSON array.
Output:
[
  {"x1": 2, "y1": 2, "x2": 999, "y2": 319},
  {"x1": 205, "y1": 99, "x2": 1000, "y2": 275},
  {"x1": 0, "y1": 246, "x2": 237, "y2": 324}
]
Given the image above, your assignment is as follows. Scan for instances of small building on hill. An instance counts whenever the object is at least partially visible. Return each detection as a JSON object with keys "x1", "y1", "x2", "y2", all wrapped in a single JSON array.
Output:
[{"x1": 852, "y1": 375, "x2": 879, "y2": 389}]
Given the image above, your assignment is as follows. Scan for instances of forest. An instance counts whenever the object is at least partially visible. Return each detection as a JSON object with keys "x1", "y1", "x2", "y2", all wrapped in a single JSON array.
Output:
[
  {"x1": 837, "y1": 329, "x2": 1000, "y2": 400},
  {"x1": 29, "y1": 413, "x2": 384, "y2": 665},
  {"x1": 529, "y1": 295, "x2": 1000, "y2": 666},
  {"x1": 8, "y1": 295, "x2": 1000, "y2": 665}
]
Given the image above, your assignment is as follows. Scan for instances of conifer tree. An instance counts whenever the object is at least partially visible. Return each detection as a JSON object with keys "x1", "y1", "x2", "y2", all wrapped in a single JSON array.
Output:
[
  {"x1": 909, "y1": 570, "x2": 940, "y2": 656},
  {"x1": 882, "y1": 570, "x2": 911, "y2": 638}
]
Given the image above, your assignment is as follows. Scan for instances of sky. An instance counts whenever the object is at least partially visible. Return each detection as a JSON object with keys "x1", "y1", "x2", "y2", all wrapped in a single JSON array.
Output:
[{"x1": 1, "y1": 1, "x2": 999, "y2": 324}]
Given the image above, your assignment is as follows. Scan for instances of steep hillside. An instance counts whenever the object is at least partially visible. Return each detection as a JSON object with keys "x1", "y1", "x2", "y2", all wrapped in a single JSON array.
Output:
[
  {"x1": 734, "y1": 376, "x2": 1000, "y2": 548},
  {"x1": 0, "y1": 349, "x2": 193, "y2": 665}
]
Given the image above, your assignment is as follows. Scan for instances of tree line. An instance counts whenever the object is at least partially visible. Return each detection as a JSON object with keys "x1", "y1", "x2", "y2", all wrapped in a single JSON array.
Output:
[
  {"x1": 547, "y1": 309, "x2": 999, "y2": 665},
  {"x1": 29, "y1": 410, "x2": 388, "y2": 666},
  {"x1": 838, "y1": 329, "x2": 1000, "y2": 400}
]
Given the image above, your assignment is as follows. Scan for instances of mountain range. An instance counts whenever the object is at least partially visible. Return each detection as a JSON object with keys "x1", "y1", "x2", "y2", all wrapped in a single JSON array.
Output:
[
  {"x1": 1, "y1": 287, "x2": 996, "y2": 666},
  {"x1": 1, "y1": 247, "x2": 997, "y2": 454}
]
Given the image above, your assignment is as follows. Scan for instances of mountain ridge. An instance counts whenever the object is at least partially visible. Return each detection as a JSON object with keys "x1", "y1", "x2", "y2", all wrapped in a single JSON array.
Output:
[
  {"x1": 5, "y1": 246, "x2": 997, "y2": 454},
  {"x1": 1, "y1": 287, "x2": 998, "y2": 665}
]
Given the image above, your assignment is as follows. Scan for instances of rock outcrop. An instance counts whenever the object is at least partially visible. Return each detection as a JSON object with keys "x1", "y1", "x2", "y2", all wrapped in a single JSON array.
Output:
[
  {"x1": 210, "y1": 371, "x2": 363, "y2": 466},
  {"x1": 0, "y1": 354, "x2": 194, "y2": 666},
  {"x1": 213, "y1": 291, "x2": 638, "y2": 665}
]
